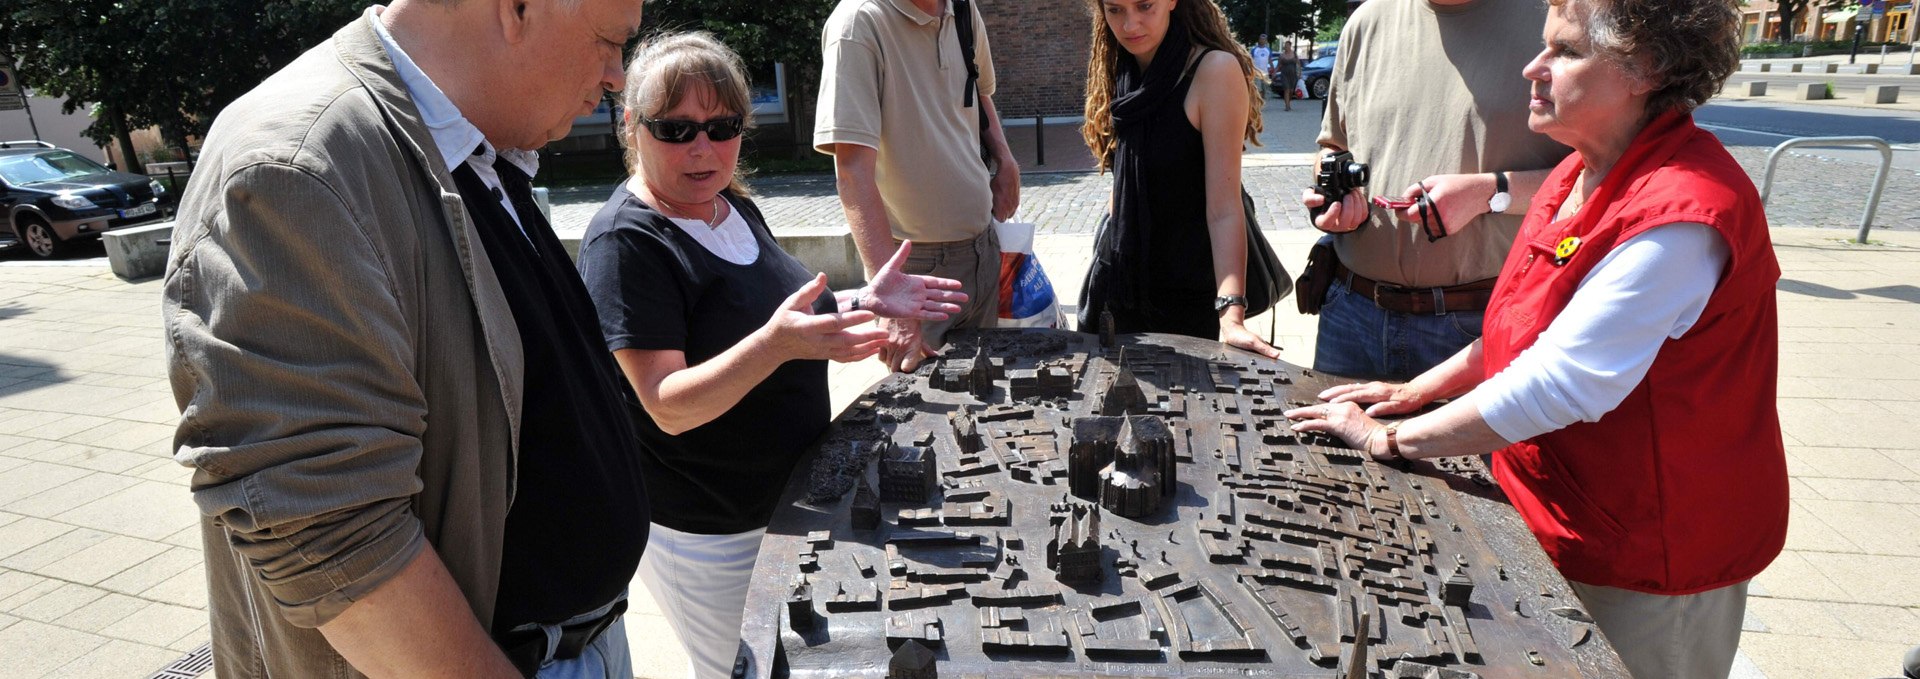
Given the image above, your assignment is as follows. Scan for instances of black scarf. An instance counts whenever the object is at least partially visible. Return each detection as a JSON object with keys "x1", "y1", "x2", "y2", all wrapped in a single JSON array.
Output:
[{"x1": 1099, "y1": 15, "x2": 1195, "y2": 309}]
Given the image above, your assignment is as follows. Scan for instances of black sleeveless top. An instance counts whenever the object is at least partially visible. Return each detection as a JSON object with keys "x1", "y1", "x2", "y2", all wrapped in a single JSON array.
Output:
[{"x1": 1081, "y1": 52, "x2": 1221, "y2": 339}]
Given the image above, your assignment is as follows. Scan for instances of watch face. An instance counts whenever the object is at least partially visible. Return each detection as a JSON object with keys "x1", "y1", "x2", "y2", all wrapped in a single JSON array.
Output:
[{"x1": 1489, "y1": 192, "x2": 1512, "y2": 213}]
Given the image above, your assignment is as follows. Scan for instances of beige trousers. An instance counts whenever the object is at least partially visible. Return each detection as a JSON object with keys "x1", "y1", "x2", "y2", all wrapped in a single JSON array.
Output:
[{"x1": 1569, "y1": 579, "x2": 1750, "y2": 679}]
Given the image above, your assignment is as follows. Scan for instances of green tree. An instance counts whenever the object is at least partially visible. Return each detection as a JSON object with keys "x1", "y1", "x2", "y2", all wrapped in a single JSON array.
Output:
[
  {"x1": 0, "y1": 0, "x2": 360, "y2": 172},
  {"x1": 1217, "y1": 0, "x2": 1350, "y2": 47},
  {"x1": 638, "y1": 0, "x2": 836, "y2": 151}
]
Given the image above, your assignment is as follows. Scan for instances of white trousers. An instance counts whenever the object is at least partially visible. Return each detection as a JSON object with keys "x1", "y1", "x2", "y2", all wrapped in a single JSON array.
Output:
[
  {"x1": 635, "y1": 523, "x2": 766, "y2": 679},
  {"x1": 1570, "y1": 579, "x2": 1749, "y2": 679}
]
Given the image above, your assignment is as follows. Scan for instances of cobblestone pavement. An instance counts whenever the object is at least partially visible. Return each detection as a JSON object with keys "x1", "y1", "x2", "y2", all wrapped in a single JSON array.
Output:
[{"x1": 551, "y1": 96, "x2": 1918, "y2": 239}]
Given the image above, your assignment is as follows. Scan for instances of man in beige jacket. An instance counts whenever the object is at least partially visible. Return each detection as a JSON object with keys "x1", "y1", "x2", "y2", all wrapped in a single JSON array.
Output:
[{"x1": 164, "y1": 1, "x2": 646, "y2": 676}]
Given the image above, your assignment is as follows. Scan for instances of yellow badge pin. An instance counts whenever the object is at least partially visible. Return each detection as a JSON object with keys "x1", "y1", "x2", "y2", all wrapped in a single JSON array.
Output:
[{"x1": 1553, "y1": 237, "x2": 1582, "y2": 267}]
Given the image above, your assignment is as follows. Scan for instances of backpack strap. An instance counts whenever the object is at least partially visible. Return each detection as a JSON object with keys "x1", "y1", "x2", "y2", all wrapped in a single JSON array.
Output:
[
  {"x1": 952, "y1": 0, "x2": 981, "y2": 110},
  {"x1": 952, "y1": 0, "x2": 991, "y2": 165}
]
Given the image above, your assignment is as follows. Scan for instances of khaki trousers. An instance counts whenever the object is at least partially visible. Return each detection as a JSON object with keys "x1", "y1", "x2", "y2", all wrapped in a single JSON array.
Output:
[{"x1": 1569, "y1": 579, "x2": 1749, "y2": 679}]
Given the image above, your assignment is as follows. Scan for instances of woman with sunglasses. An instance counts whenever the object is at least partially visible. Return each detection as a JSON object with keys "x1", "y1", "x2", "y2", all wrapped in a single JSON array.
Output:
[
  {"x1": 1077, "y1": 0, "x2": 1279, "y2": 358},
  {"x1": 576, "y1": 33, "x2": 966, "y2": 678}
]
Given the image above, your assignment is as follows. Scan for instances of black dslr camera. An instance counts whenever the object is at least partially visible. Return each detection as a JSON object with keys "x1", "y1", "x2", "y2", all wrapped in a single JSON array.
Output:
[{"x1": 1309, "y1": 151, "x2": 1370, "y2": 220}]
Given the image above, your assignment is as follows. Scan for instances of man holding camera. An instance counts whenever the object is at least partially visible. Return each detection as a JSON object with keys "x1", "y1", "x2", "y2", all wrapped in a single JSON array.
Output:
[{"x1": 1299, "y1": 0, "x2": 1568, "y2": 381}]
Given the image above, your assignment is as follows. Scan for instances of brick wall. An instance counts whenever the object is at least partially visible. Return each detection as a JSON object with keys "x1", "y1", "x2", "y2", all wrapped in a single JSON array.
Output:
[{"x1": 979, "y1": 0, "x2": 1092, "y2": 119}]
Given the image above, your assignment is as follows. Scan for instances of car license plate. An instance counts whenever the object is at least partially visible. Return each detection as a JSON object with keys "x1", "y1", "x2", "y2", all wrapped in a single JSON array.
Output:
[{"x1": 120, "y1": 203, "x2": 157, "y2": 219}]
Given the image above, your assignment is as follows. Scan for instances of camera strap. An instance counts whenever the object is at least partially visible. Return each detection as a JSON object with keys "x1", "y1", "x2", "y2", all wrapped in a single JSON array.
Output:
[{"x1": 1416, "y1": 182, "x2": 1447, "y2": 243}]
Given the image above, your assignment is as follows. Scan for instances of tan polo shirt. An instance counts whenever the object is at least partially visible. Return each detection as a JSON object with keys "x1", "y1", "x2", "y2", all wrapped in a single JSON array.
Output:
[
  {"x1": 815, "y1": 0, "x2": 997, "y2": 244},
  {"x1": 1318, "y1": 0, "x2": 1570, "y2": 288}
]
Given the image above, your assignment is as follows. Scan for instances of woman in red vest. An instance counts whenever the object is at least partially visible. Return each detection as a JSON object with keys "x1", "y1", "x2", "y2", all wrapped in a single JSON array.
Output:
[{"x1": 1286, "y1": 2, "x2": 1784, "y2": 677}]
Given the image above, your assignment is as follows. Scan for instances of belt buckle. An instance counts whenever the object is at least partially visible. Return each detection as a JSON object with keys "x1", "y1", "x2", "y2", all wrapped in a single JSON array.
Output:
[{"x1": 1432, "y1": 288, "x2": 1448, "y2": 316}]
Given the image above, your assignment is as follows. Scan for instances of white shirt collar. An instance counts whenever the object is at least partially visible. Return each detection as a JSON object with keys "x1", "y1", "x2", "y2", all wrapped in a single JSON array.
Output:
[{"x1": 368, "y1": 7, "x2": 538, "y2": 178}]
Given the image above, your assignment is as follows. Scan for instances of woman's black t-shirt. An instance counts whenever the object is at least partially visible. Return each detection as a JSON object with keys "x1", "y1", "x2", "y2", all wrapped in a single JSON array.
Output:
[{"x1": 578, "y1": 182, "x2": 832, "y2": 535}]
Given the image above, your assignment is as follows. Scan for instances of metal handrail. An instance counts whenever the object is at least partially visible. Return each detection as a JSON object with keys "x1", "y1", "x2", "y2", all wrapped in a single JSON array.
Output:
[{"x1": 1760, "y1": 136, "x2": 1893, "y2": 243}]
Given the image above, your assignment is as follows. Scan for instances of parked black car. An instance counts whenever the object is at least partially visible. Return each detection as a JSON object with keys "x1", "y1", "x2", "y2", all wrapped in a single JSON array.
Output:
[
  {"x1": 1301, "y1": 54, "x2": 1336, "y2": 100},
  {"x1": 0, "y1": 141, "x2": 165, "y2": 259}
]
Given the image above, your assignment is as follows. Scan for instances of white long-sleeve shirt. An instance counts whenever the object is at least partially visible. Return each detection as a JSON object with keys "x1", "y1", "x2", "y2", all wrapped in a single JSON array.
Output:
[{"x1": 1475, "y1": 223, "x2": 1731, "y2": 443}]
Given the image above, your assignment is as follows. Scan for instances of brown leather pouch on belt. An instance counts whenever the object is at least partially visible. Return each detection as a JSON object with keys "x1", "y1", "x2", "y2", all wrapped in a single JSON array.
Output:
[{"x1": 1296, "y1": 235, "x2": 1337, "y2": 315}]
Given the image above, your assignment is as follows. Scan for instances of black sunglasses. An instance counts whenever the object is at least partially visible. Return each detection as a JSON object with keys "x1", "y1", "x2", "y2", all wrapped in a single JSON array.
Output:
[{"x1": 636, "y1": 116, "x2": 746, "y2": 143}]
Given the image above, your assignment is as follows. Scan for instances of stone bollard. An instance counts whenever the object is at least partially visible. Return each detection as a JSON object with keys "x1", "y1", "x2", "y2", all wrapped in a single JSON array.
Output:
[
  {"x1": 1795, "y1": 82, "x2": 1829, "y2": 100},
  {"x1": 102, "y1": 221, "x2": 177, "y2": 280},
  {"x1": 1867, "y1": 85, "x2": 1901, "y2": 104},
  {"x1": 1743, "y1": 81, "x2": 1768, "y2": 97}
]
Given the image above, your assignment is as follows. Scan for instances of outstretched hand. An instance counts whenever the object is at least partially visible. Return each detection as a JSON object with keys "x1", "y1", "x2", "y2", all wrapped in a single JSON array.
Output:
[
  {"x1": 861, "y1": 241, "x2": 969, "y2": 321},
  {"x1": 764, "y1": 274, "x2": 888, "y2": 363}
]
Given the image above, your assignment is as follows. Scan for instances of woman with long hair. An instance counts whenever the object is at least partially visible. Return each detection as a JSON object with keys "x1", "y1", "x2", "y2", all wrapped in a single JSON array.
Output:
[{"x1": 1077, "y1": 0, "x2": 1278, "y2": 357}]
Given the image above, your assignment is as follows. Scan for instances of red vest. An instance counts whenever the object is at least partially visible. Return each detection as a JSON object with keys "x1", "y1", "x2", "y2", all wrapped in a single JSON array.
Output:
[{"x1": 1482, "y1": 111, "x2": 1788, "y2": 595}]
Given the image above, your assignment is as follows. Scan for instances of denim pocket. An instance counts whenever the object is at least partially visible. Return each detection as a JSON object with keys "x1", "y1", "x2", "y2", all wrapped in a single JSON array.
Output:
[{"x1": 1447, "y1": 310, "x2": 1485, "y2": 341}]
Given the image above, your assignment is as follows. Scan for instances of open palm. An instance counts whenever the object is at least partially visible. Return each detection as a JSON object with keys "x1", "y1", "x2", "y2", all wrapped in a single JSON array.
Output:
[{"x1": 863, "y1": 241, "x2": 969, "y2": 321}]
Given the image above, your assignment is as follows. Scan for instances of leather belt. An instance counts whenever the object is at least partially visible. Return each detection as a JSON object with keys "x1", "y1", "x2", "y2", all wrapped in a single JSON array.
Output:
[
  {"x1": 497, "y1": 598, "x2": 629, "y2": 677},
  {"x1": 1334, "y1": 261, "x2": 1497, "y2": 316}
]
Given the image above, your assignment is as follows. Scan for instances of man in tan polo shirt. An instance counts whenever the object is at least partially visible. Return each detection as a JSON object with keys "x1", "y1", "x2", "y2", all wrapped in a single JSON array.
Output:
[{"x1": 817, "y1": 0, "x2": 1021, "y2": 372}]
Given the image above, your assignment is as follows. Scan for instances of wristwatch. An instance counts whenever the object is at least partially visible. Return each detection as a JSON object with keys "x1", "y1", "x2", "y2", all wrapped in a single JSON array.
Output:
[
  {"x1": 1487, "y1": 171, "x2": 1512, "y2": 214},
  {"x1": 1214, "y1": 294, "x2": 1248, "y2": 313}
]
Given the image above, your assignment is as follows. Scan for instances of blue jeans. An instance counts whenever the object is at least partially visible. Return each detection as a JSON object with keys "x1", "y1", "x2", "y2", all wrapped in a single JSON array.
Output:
[
  {"x1": 1313, "y1": 278, "x2": 1484, "y2": 382},
  {"x1": 507, "y1": 592, "x2": 634, "y2": 679}
]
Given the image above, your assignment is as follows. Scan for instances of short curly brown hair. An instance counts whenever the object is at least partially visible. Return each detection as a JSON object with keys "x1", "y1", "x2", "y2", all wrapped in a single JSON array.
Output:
[{"x1": 1549, "y1": 0, "x2": 1741, "y2": 115}]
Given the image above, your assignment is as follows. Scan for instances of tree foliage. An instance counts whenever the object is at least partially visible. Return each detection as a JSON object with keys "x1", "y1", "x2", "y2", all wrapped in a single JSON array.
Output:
[
  {"x1": 620, "y1": 0, "x2": 837, "y2": 151},
  {"x1": 0, "y1": 0, "x2": 361, "y2": 169},
  {"x1": 1216, "y1": 0, "x2": 1351, "y2": 46}
]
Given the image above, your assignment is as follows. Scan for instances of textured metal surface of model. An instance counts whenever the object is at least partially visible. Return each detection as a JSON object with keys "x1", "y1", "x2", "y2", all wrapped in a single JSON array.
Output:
[{"x1": 739, "y1": 330, "x2": 1627, "y2": 678}]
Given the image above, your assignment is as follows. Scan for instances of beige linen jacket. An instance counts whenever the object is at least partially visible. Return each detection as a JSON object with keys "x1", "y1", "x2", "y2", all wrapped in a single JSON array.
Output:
[{"x1": 164, "y1": 12, "x2": 524, "y2": 677}]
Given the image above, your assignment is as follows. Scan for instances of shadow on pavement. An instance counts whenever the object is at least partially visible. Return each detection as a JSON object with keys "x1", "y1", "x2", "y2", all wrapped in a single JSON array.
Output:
[
  {"x1": 0, "y1": 353, "x2": 63, "y2": 399},
  {"x1": 1779, "y1": 279, "x2": 1920, "y2": 304}
]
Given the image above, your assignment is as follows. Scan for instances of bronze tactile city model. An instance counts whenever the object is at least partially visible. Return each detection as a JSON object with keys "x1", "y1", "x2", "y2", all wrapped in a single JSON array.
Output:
[{"x1": 738, "y1": 327, "x2": 1629, "y2": 679}]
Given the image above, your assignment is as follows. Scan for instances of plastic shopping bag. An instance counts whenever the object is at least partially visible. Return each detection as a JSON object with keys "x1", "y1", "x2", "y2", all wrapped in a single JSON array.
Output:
[{"x1": 994, "y1": 220, "x2": 1062, "y2": 328}]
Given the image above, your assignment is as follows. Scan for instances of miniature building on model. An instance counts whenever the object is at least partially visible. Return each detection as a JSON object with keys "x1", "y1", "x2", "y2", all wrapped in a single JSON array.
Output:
[
  {"x1": 950, "y1": 410, "x2": 984, "y2": 455},
  {"x1": 1067, "y1": 415, "x2": 1176, "y2": 518},
  {"x1": 850, "y1": 475, "x2": 882, "y2": 530},
  {"x1": 1046, "y1": 501, "x2": 1104, "y2": 583},
  {"x1": 787, "y1": 578, "x2": 816, "y2": 632},
  {"x1": 932, "y1": 346, "x2": 1000, "y2": 399},
  {"x1": 888, "y1": 639, "x2": 938, "y2": 679},
  {"x1": 1093, "y1": 350, "x2": 1147, "y2": 416},
  {"x1": 880, "y1": 444, "x2": 938, "y2": 504},
  {"x1": 1009, "y1": 364, "x2": 1076, "y2": 401}
]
